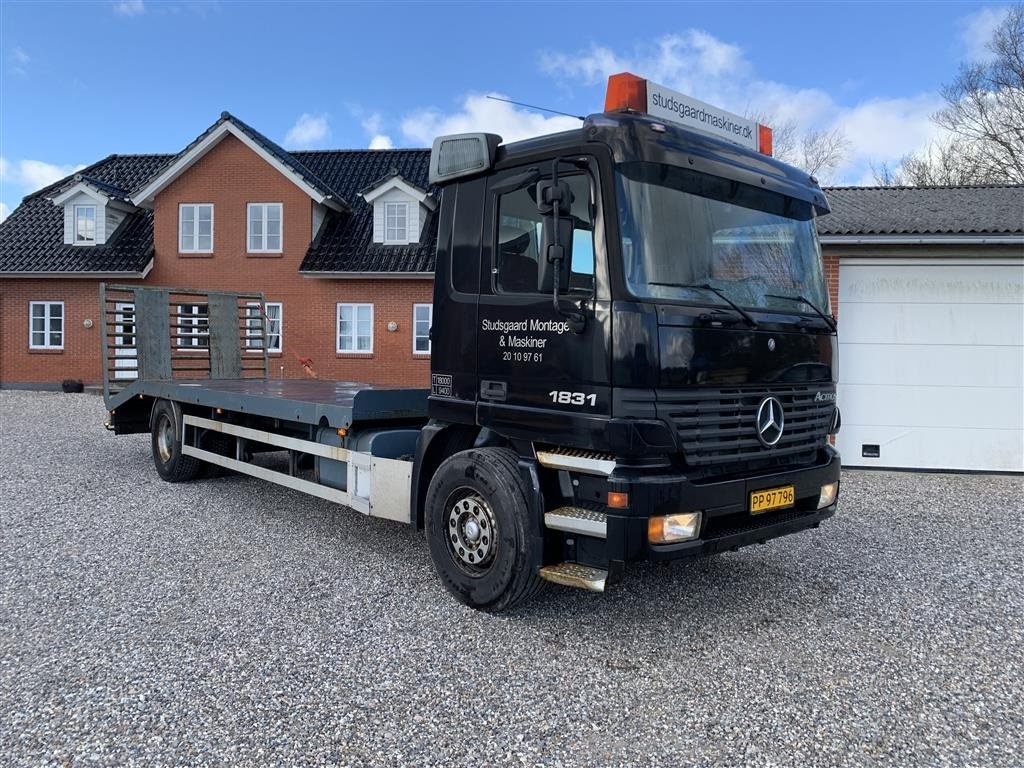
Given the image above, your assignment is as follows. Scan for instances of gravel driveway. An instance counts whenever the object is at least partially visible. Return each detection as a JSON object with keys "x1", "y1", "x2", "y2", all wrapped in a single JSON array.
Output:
[{"x1": 1, "y1": 390, "x2": 1022, "y2": 767}]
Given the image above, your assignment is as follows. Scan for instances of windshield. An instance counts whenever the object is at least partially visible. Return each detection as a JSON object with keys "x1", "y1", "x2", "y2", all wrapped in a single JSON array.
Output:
[{"x1": 615, "y1": 161, "x2": 828, "y2": 314}]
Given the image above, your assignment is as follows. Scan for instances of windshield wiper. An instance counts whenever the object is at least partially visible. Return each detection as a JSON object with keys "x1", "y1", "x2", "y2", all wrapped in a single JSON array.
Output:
[
  {"x1": 649, "y1": 282, "x2": 758, "y2": 328},
  {"x1": 765, "y1": 293, "x2": 837, "y2": 331}
]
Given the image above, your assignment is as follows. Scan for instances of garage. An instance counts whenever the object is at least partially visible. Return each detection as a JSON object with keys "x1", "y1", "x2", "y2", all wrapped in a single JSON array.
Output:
[{"x1": 835, "y1": 258, "x2": 1023, "y2": 472}]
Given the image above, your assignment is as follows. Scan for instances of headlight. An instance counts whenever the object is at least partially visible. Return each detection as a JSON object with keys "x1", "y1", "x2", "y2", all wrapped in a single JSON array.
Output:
[
  {"x1": 818, "y1": 482, "x2": 839, "y2": 509},
  {"x1": 648, "y1": 512, "x2": 702, "y2": 544}
]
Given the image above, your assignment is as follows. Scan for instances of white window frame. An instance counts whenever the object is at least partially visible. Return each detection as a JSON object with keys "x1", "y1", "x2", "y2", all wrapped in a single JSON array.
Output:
[
  {"x1": 336, "y1": 303, "x2": 374, "y2": 354},
  {"x1": 28, "y1": 301, "x2": 64, "y2": 350},
  {"x1": 179, "y1": 203, "x2": 214, "y2": 253},
  {"x1": 384, "y1": 201, "x2": 409, "y2": 244},
  {"x1": 73, "y1": 204, "x2": 97, "y2": 245},
  {"x1": 176, "y1": 303, "x2": 209, "y2": 348},
  {"x1": 413, "y1": 303, "x2": 432, "y2": 355},
  {"x1": 247, "y1": 202, "x2": 283, "y2": 253},
  {"x1": 245, "y1": 302, "x2": 283, "y2": 353}
]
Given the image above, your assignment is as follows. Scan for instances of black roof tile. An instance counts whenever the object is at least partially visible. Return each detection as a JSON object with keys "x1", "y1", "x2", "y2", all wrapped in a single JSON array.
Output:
[
  {"x1": 0, "y1": 154, "x2": 171, "y2": 274},
  {"x1": 818, "y1": 185, "x2": 1024, "y2": 236},
  {"x1": 295, "y1": 149, "x2": 437, "y2": 273}
]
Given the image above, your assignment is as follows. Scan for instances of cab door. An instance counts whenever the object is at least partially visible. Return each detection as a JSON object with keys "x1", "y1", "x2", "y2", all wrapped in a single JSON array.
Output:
[{"x1": 476, "y1": 159, "x2": 612, "y2": 446}]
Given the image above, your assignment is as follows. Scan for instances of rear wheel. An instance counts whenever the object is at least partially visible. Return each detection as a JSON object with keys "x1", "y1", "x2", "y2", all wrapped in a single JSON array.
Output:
[
  {"x1": 425, "y1": 448, "x2": 546, "y2": 611},
  {"x1": 150, "y1": 400, "x2": 202, "y2": 482}
]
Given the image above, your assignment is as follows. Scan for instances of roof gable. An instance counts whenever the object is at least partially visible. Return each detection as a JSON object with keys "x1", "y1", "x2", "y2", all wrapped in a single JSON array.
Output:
[
  {"x1": 359, "y1": 171, "x2": 436, "y2": 209},
  {"x1": 131, "y1": 112, "x2": 349, "y2": 212}
]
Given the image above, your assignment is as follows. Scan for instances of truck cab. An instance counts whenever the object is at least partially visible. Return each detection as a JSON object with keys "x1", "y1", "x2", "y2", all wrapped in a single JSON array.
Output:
[{"x1": 417, "y1": 108, "x2": 840, "y2": 604}]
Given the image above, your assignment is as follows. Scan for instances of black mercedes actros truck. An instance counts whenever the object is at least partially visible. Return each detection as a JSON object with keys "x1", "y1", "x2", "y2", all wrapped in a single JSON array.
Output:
[{"x1": 103, "y1": 96, "x2": 841, "y2": 612}]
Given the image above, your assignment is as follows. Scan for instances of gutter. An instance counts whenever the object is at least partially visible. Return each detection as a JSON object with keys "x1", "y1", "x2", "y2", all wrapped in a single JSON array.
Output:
[
  {"x1": 301, "y1": 271, "x2": 434, "y2": 279},
  {"x1": 818, "y1": 235, "x2": 1024, "y2": 245},
  {"x1": 0, "y1": 259, "x2": 154, "y2": 279}
]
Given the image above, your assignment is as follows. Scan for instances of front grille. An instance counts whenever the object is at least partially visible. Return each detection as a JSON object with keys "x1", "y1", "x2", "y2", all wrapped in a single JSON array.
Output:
[{"x1": 657, "y1": 384, "x2": 835, "y2": 468}]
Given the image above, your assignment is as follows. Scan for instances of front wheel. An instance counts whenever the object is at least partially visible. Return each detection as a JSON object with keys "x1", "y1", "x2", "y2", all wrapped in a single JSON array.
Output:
[
  {"x1": 150, "y1": 400, "x2": 202, "y2": 482},
  {"x1": 425, "y1": 448, "x2": 546, "y2": 612}
]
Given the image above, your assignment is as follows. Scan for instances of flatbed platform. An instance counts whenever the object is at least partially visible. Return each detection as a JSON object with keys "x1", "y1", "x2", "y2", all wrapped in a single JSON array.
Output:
[{"x1": 108, "y1": 378, "x2": 428, "y2": 428}]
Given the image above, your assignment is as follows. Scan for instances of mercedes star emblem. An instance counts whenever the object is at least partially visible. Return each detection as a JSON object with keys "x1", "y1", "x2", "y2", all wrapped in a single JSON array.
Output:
[
  {"x1": 756, "y1": 396, "x2": 785, "y2": 447},
  {"x1": 767, "y1": 338, "x2": 776, "y2": 351}
]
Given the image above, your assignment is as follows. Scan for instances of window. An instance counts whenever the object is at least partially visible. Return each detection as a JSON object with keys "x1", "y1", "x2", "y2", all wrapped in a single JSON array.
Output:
[
  {"x1": 494, "y1": 173, "x2": 596, "y2": 294},
  {"x1": 384, "y1": 201, "x2": 408, "y2": 243},
  {"x1": 29, "y1": 302, "x2": 63, "y2": 350},
  {"x1": 73, "y1": 205, "x2": 96, "y2": 244},
  {"x1": 337, "y1": 303, "x2": 373, "y2": 353},
  {"x1": 248, "y1": 203, "x2": 283, "y2": 252},
  {"x1": 179, "y1": 204, "x2": 213, "y2": 253},
  {"x1": 176, "y1": 303, "x2": 209, "y2": 347},
  {"x1": 413, "y1": 304, "x2": 432, "y2": 355},
  {"x1": 245, "y1": 302, "x2": 283, "y2": 353}
]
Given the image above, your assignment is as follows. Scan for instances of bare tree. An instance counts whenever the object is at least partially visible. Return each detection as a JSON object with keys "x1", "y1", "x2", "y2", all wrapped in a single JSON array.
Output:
[
  {"x1": 934, "y1": 5, "x2": 1024, "y2": 183},
  {"x1": 798, "y1": 127, "x2": 851, "y2": 181},
  {"x1": 878, "y1": 6, "x2": 1024, "y2": 185},
  {"x1": 748, "y1": 114, "x2": 850, "y2": 183}
]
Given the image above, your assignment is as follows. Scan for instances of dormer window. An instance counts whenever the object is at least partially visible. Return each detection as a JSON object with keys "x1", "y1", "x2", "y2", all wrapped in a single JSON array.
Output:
[
  {"x1": 361, "y1": 172, "x2": 437, "y2": 247},
  {"x1": 384, "y1": 202, "x2": 408, "y2": 244},
  {"x1": 74, "y1": 205, "x2": 96, "y2": 244}
]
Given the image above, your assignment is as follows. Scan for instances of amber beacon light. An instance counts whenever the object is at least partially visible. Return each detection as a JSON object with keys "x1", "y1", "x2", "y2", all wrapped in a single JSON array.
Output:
[{"x1": 604, "y1": 71, "x2": 774, "y2": 157}]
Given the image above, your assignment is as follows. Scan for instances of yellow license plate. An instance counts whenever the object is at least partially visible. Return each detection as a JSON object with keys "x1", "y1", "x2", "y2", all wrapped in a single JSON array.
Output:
[{"x1": 749, "y1": 485, "x2": 795, "y2": 514}]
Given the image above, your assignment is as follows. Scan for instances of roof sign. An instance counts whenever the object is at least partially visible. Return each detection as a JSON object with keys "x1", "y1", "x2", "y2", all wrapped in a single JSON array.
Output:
[{"x1": 605, "y1": 72, "x2": 773, "y2": 156}]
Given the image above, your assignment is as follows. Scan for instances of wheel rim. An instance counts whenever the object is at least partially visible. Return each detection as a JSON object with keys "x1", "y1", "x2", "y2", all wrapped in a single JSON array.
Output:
[
  {"x1": 156, "y1": 414, "x2": 175, "y2": 463},
  {"x1": 445, "y1": 488, "x2": 498, "y2": 574}
]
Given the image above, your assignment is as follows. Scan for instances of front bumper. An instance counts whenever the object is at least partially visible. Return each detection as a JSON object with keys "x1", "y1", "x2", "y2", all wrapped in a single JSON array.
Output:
[{"x1": 599, "y1": 447, "x2": 841, "y2": 566}]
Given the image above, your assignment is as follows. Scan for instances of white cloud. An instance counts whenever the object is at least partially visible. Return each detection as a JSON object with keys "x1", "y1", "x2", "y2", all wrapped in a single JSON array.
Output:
[
  {"x1": 830, "y1": 94, "x2": 945, "y2": 167},
  {"x1": 540, "y1": 31, "x2": 949, "y2": 184},
  {"x1": 0, "y1": 156, "x2": 85, "y2": 192},
  {"x1": 960, "y1": 6, "x2": 1010, "y2": 61},
  {"x1": 10, "y1": 46, "x2": 30, "y2": 76},
  {"x1": 113, "y1": 0, "x2": 146, "y2": 16},
  {"x1": 368, "y1": 135, "x2": 393, "y2": 150},
  {"x1": 0, "y1": 202, "x2": 10, "y2": 222},
  {"x1": 400, "y1": 93, "x2": 581, "y2": 146},
  {"x1": 21, "y1": 159, "x2": 84, "y2": 189},
  {"x1": 540, "y1": 30, "x2": 748, "y2": 99},
  {"x1": 284, "y1": 113, "x2": 330, "y2": 149}
]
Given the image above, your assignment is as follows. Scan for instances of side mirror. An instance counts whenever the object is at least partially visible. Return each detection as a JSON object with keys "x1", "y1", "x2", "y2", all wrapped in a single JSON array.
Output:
[{"x1": 536, "y1": 180, "x2": 573, "y2": 294}]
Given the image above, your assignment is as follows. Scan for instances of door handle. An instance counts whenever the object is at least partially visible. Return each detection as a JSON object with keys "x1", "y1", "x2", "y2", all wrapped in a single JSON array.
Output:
[{"x1": 480, "y1": 380, "x2": 507, "y2": 402}]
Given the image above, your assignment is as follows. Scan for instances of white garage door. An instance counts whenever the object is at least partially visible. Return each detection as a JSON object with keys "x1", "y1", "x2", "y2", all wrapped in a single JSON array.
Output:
[{"x1": 836, "y1": 259, "x2": 1024, "y2": 472}]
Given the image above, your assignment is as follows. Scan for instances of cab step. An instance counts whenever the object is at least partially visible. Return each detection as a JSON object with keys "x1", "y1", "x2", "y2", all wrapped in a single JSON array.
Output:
[
  {"x1": 538, "y1": 563, "x2": 608, "y2": 592},
  {"x1": 544, "y1": 506, "x2": 608, "y2": 538}
]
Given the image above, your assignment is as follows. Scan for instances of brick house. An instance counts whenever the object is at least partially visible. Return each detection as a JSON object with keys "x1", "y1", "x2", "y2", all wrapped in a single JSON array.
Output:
[
  {"x1": 0, "y1": 113, "x2": 437, "y2": 388},
  {"x1": 1, "y1": 115, "x2": 1021, "y2": 470}
]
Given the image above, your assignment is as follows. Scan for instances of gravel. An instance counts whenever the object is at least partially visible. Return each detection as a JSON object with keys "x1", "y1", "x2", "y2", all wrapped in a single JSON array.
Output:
[{"x1": 1, "y1": 389, "x2": 1022, "y2": 767}]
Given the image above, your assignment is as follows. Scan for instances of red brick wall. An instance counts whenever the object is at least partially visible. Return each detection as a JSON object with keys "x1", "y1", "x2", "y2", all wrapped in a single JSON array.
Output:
[
  {"x1": 1, "y1": 135, "x2": 434, "y2": 388},
  {"x1": 0, "y1": 280, "x2": 105, "y2": 385},
  {"x1": 823, "y1": 252, "x2": 840, "y2": 321}
]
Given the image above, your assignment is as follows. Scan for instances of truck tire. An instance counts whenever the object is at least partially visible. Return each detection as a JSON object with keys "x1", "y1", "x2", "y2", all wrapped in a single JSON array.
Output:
[
  {"x1": 151, "y1": 400, "x2": 202, "y2": 483},
  {"x1": 425, "y1": 447, "x2": 546, "y2": 612}
]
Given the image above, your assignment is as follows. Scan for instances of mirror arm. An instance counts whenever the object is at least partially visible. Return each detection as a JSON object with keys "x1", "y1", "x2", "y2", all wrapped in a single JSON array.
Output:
[{"x1": 548, "y1": 157, "x2": 586, "y2": 334}]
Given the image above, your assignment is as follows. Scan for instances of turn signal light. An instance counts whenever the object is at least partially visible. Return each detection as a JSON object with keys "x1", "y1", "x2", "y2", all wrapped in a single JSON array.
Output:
[
  {"x1": 648, "y1": 512, "x2": 702, "y2": 544},
  {"x1": 607, "y1": 491, "x2": 630, "y2": 509}
]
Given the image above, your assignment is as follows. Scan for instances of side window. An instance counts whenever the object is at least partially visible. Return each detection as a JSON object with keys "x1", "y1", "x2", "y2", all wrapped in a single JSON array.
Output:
[{"x1": 494, "y1": 172, "x2": 595, "y2": 295}]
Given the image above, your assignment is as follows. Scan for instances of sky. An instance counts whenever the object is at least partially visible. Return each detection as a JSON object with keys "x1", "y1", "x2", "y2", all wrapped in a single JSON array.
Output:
[{"x1": 0, "y1": 0, "x2": 1013, "y2": 220}]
